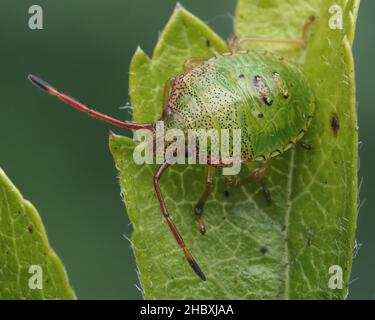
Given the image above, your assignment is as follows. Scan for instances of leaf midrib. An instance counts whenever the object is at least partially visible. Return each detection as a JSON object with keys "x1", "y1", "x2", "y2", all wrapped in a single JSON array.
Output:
[{"x1": 283, "y1": 148, "x2": 296, "y2": 299}]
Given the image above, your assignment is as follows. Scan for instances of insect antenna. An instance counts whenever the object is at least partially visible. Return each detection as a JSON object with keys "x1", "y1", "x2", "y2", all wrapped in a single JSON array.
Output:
[{"x1": 28, "y1": 74, "x2": 154, "y2": 131}]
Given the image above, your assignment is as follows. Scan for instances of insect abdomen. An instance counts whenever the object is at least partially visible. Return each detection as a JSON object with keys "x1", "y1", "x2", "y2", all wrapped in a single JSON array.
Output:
[{"x1": 167, "y1": 51, "x2": 315, "y2": 162}]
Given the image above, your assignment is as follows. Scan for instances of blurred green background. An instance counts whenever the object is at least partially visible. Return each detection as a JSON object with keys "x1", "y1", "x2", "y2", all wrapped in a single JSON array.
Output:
[{"x1": 0, "y1": 0, "x2": 372, "y2": 299}]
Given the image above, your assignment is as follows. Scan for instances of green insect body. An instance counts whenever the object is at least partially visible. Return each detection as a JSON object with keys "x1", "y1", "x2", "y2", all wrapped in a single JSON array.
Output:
[
  {"x1": 28, "y1": 17, "x2": 316, "y2": 281},
  {"x1": 163, "y1": 50, "x2": 315, "y2": 163}
]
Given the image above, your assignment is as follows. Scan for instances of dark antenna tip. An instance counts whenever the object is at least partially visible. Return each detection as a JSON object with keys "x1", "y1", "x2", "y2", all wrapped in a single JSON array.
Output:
[
  {"x1": 189, "y1": 259, "x2": 207, "y2": 281},
  {"x1": 28, "y1": 74, "x2": 58, "y2": 95}
]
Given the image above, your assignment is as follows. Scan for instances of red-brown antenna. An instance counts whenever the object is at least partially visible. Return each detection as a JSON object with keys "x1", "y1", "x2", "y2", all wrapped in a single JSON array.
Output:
[{"x1": 28, "y1": 74, "x2": 154, "y2": 131}]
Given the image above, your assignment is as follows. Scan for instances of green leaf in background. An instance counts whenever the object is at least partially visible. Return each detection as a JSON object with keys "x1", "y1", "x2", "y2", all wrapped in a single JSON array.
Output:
[
  {"x1": 110, "y1": 0, "x2": 359, "y2": 299},
  {"x1": 0, "y1": 168, "x2": 75, "y2": 299}
]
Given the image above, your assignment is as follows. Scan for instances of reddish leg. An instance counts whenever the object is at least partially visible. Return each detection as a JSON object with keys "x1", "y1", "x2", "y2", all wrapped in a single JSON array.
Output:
[
  {"x1": 230, "y1": 16, "x2": 316, "y2": 51},
  {"x1": 28, "y1": 74, "x2": 154, "y2": 131},
  {"x1": 226, "y1": 167, "x2": 266, "y2": 187},
  {"x1": 225, "y1": 166, "x2": 271, "y2": 204},
  {"x1": 162, "y1": 78, "x2": 175, "y2": 107},
  {"x1": 154, "y1": 161, "x2": 206, "y2": 281},
  {"x1": 183, "y1": 57, "x2": 208, "y2": 71},
  {"x1": 194, "y1": 166, "x2": 215, "y2": 235},
  {"x1": 161, "y1": 77, "x2": 175, "y2": 119}
]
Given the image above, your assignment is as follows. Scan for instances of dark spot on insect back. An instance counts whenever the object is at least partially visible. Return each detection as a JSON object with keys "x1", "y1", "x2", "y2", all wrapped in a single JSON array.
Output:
[
  {"x1": 27, "y1": 225, "x2": 33, "y2": 233},
  {"x1": 223, "y1": 190, "x2": 230, "y2": 198},
  {"x1": 238, "y1": 74, "x2": 245, "y2": 79},
  {"x1": 257, "y1": 113, "x2": 264, "y2": 119},
  {"x1": 330, "y1": 112, "x2": 340, "y2": 137},
  {"x1": 206, "y1": 39, "x2": 211, "y2": 48},
  {"x1": 259, "y1": 247, "x2": 268, "y2": 255}
]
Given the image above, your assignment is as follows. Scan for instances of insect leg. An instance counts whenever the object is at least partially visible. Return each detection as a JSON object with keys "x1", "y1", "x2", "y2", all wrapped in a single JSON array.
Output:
[
  {"x1": 183, "y1": 58, "x2": 208, "y2": 72},
  {"x1": 232, "y1": 16, "x2": 316, "y2": 50},
  {"x1": 298, "y1": 141, "x2": 312, "y2": 150},
  {"x1": 194, "y1": 166, "x2": 215, "y2": 235},
  {"x1": 154, "y1": 161, "x2": 206, "y2": 281},
  {"x1": 225, "y1": 164, "x2": 271, "y2": 204},
  {"x1": 225, "y1": 167, "x2": 266, "y2": 187},
  {"x1": 163, "y1": 78, "x2": 175, "y2": 107},
  {"x1": 28, "y1": 75, "x2": 154, "y2": 131},
  {"x1": 161, "y1": 77, "x2": 176, "y2": 119},
  {"x1": 302, "y1": 16, "x2": 316, "y2": 43}
]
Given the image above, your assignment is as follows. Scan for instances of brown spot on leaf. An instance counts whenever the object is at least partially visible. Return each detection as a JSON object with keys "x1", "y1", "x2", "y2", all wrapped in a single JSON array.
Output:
[{"x1": 330, "y1": 112, "x2": 340, "y2": 137}]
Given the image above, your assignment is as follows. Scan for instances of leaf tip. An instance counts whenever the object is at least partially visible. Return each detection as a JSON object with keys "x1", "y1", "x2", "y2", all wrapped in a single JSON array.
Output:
[
  {"x1": 131, "y1": 46, "x2": 151, "y2": 66},
  {"x1": 108, "y1": 131, "x2": 126, "y2": 147},
  {"x1": 134, "y1": 45, "x2": 144, "y2": 55},
  {"x1": 108, "y1": 130, "x2": 117, "y2": 140},
  {"x1": 172, "y1": 2, "x2": 192, "y2": 16}
]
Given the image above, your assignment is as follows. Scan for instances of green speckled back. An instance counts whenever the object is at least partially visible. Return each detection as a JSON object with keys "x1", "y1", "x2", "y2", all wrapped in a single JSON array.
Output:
[{"x1": 165, "y1": 50, "x2": 315, "y2": 162}]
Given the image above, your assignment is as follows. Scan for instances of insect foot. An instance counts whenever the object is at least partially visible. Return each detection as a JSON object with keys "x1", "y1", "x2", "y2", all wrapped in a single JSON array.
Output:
[
  {"x1": 298, "y1": 141, "x2": 312, "y2": 150},
  {"x1": 194, "y1": 204, "x2": 206, "y2": 235}
]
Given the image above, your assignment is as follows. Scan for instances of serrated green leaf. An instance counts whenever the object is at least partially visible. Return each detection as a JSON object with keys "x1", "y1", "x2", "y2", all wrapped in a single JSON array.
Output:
[
  {"x1": 110, "y1": 1, "x2": 359, "y2": 299},
  {"x1": 0, "y1": 168, "x2": 75, "y2": 299},
  {"x1": 236, "y1": 0, "x2": 359, "y2": 299}
]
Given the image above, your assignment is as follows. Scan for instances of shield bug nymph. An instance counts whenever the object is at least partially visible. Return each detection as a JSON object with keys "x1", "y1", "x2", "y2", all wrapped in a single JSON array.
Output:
[{"x1": 28, "y1": 16, "x2": 315, "y2": 281}]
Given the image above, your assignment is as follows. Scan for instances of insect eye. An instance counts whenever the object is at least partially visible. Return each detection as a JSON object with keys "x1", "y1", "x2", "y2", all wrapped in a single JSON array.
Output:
[
  {"x1": 162, "y1": 107, "x2": 172, "y2": 118},
  {"x1": 272, "y1": 72, "x2": 289, "y2": 99},
  {"x1": 253, "y1": 75, "x2": 273, "y2": 106}
]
